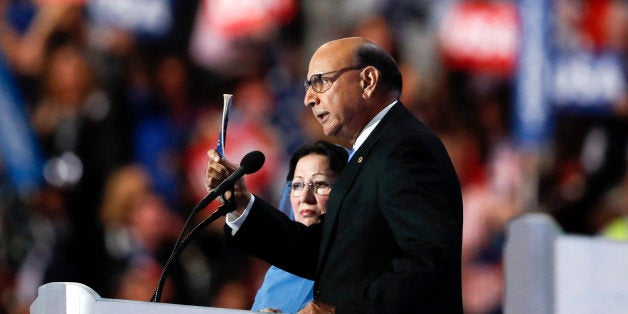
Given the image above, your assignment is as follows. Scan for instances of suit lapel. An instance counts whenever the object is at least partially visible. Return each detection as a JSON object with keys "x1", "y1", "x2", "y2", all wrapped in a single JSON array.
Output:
[{"x1": 315, "y1": 103, "x2": 408, "y2": 278}]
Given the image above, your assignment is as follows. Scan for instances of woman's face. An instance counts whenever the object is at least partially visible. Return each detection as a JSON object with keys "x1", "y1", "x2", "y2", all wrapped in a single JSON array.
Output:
[{"x1": 290, "y1": 154, "x2": 335, "y2": 226}]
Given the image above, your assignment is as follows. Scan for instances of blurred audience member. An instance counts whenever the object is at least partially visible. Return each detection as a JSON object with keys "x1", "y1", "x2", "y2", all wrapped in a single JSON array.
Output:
[
  {"x1": 596, "y1": 178, "x2": 628, "y2": 240},
  {"x1": 99, "y1": 164, "x2": 187, "y2": 303},
  {"x1": 0, "y1": 1, "x2": 84, "y2": 78}
]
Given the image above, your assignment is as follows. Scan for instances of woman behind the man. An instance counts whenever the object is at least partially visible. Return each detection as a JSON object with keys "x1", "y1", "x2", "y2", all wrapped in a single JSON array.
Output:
[{"x1": 251, "y1": 141, "x2": 348, "y2": 313}]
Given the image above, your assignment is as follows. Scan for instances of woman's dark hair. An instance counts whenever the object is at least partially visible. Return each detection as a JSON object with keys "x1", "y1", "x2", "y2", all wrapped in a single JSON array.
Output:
[
  {"x1": 354, "y1": 42, "x2": 402, "y2": 98},
  {"x1": 287, "y1": 141, "x2": 349, "y2": 180}
]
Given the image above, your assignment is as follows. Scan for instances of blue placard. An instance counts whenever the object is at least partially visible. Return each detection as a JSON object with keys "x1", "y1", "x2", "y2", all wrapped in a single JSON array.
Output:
[
  {"x1": 87, "y1": 0, "x2": 175, "y2": 41},
  {"x1": 551, "y1": 51, "x2": 625, "y2": 113},
  {"x1": 0, "y1": 53, "x2": 43, "y2": 198},
  {"x1": 514, "y1": 0, "x2": 553, "y2": 149}
]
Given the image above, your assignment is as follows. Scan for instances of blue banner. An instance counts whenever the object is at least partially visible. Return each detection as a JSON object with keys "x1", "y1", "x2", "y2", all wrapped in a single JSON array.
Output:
[
  {"x1": 0, "y1": 53, "x2": 43, "y2": 198},
  {"x1": 551, "y1": 51, "x2": 626, "y2": 113},
  {"x1": 514, "y1": 0, "x2": 553, "y2": 149},
  {"x1": 87, "y1": 0, "x2": 175, "y2": 42}
]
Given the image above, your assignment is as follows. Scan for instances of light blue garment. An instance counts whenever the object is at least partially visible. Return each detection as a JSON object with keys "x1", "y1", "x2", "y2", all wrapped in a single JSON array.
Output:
[
  {"x1": 277, "y1": 182, "x2": 294, "y2": 219},
  {"x1": 251, "y1": 182, "x2": 314, "y2": 313},
  {"x1": 251, "y1": 266, "x2": 314, "y2": 313}
]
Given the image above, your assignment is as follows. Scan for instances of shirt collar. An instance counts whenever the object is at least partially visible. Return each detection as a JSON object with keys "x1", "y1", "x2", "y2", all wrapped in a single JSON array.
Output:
[{"x1": 352, "y1": 100, "x2": 398, "y2": 152}]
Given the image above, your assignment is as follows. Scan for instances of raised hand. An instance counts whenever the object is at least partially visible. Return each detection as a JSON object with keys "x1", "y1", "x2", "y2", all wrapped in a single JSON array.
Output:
[{"x1": 205, "y1": 149, "x2": 252, "y2": 215}]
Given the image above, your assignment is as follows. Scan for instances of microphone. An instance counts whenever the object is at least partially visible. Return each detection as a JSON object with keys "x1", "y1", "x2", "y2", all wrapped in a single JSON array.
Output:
[{"x1": 196, "y1": 150, "x2": 265, "y2": 212}]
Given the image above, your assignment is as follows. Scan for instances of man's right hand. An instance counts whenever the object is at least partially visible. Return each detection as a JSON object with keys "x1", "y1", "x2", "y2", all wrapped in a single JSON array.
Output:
[{"x1": 205, "y1": 149, "x2": 251, "y2": 216}]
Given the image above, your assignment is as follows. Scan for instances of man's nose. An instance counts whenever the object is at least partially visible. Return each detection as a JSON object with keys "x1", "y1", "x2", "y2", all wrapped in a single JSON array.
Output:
[{"x1": 304, "y1": 88, "x2": 317, "y2": 108}]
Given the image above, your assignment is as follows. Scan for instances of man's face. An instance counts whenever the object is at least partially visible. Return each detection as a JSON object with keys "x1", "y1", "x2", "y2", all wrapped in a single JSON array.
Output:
[{"x1": 303, "y1": 44, "x2": 365, "y2": 143}]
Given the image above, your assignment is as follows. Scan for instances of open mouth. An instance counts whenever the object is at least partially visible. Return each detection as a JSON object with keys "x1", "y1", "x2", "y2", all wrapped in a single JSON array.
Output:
[{"x1": 315, "y1": 111, "x2": 329, "y2": 123}]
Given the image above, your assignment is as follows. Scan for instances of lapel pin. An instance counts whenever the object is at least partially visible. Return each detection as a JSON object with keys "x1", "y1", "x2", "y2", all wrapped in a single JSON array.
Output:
[{"x1": 357, "y1": 156, "x2": 364, "y2": 163}]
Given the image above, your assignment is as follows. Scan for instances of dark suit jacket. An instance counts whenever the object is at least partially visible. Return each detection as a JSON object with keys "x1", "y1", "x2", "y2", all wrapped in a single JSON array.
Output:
[{"x1": 226, "y1": 103, "x2": 463, "y2": 313}]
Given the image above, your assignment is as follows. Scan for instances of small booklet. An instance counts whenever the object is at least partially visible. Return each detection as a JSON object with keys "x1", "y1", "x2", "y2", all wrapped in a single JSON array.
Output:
[{"x1": 216, "y1": 94, "x2": 232, "y2": 158}]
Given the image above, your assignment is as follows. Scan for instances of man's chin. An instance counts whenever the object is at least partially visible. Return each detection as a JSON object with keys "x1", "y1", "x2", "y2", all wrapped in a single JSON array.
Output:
[{"x1": 322, "y1": 125, "x2": 338, "y2": 137}]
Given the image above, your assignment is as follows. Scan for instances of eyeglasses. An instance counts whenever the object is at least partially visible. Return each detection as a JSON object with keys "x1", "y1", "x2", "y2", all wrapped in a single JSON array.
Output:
[
  {"x1": 303, "y1": 65, "x2": 364, "y2": 93},
  {"x1": 288, "y1": 178, "x2": 333, "y2": 197}
]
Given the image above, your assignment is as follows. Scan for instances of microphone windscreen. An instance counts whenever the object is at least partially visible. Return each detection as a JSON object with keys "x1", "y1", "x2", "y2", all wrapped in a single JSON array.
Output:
[{"x1": 240, "y1": 151, "x2": 265, "y2": 174}]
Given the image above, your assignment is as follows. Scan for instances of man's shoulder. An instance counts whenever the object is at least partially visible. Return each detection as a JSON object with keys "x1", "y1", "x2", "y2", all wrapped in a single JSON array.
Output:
[
  {"x1": 379, "y1": 112, "x2": 435, "y2": 145},
  {"x1": 381, "y1": 103, "x2": 429, "y2": 132},
  {"x1": 359, "y1": 102, "x2": 440, "y2": 156}
]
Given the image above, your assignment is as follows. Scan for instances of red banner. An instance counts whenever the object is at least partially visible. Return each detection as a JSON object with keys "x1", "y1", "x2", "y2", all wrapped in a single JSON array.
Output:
[
  {"x1": 202, "y1": 0, "x2": 297, "y2": 38},
  {"x1": 438, "y1": 1, "x2": 518, "y2": 76}
]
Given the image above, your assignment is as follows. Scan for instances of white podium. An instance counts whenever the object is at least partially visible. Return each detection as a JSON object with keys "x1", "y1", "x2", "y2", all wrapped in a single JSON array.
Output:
[
  {"x1": 31, "y1": 282, "x2": 255, "y2": 314},
  {"x1": 504, "y1": 213, "x2": 628, "y2": 314}
]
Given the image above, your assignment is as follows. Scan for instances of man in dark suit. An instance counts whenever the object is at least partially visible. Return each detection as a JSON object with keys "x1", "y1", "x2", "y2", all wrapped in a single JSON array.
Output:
[{"x1": 205, "y1": 37, "x2": 463, "y2": 313}]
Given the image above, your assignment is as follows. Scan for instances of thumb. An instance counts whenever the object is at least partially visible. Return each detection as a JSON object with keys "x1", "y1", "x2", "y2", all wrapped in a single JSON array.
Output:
[{"x1": 207, "y1": 149, "x2": 238, "y2": 173}]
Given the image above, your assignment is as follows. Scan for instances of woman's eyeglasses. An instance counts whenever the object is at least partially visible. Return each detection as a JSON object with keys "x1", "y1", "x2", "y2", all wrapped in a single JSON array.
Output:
[{"x1": 288, "y1": 179, "x2": 333, "y2": 197}]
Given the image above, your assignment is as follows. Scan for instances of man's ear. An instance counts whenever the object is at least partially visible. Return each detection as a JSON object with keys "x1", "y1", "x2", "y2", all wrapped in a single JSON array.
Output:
[{"x1": 361, "y1": 66, "x2": 378, "y2": 98}]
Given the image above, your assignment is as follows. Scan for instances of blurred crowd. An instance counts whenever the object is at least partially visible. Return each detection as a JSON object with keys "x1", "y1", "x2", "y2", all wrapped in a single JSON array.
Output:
[{"x1": 0, "y1": 0, "x2": 626, "y2": 313}]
